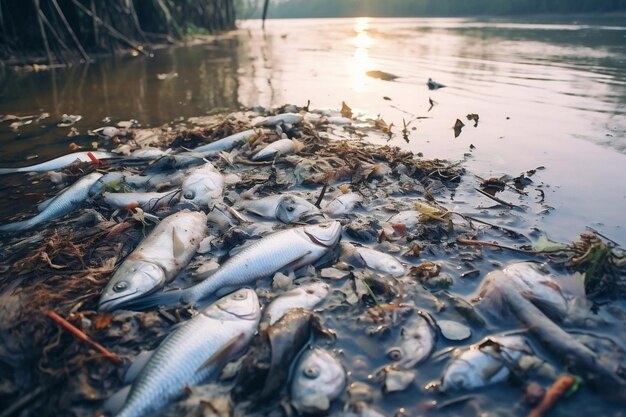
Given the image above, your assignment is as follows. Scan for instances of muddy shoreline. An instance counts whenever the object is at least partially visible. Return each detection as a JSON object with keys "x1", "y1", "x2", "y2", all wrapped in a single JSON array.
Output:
[{"x1": 0, "y1": 107, "x2": 625, "y2": 417}]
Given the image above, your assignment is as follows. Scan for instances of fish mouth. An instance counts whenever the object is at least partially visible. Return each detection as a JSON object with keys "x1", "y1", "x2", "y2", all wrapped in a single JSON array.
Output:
[
  {"x1": 304, "y1": 222, "x2": 342, "y2": 247},
  {"x1": 98, "y1": 289, "x2": 139, "y2": 312}
]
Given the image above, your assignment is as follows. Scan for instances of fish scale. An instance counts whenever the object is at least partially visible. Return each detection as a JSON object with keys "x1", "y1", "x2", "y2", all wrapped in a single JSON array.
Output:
[
  {"x1": 114, "y1": 289, "x2": 260, "y2": 417},
  {"x1": 184, "y1": 222, "x2": 341, "y2": 303}
]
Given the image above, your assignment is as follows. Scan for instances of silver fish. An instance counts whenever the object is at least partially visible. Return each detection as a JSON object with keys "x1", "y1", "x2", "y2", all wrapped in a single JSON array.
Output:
[
  {"x1": 0, "y1": 151, "x2": 116, "y2": 175},
  {"x1": 291, "y1": 347, "x2": 346, "y2": 414},
  {"x1": 188, "y1": 129, "x2": 257, "y2": 155},
  {"x1": 387, "y1": 312, "x2": 436, "y2": 368},
  {"x1": 102, "y1": 190, "x2": 180, "y2": 212},
  {"x1": 99, "y1": 210, "x2": 207, "y2": 311},
  {"x1": 0, "y1": 172, "x2": 103, "y2": 233},
  {"x1": 240, "y1": 194, "x2": 323, "y2": 223},
  {"x1": 264, "y1": 281, "x2": 329, "y2": 325},
  {"x1": 440, "y1": 335, "x2": 533, "y2": 391},
  {"x1": 110, "y1": 288, "x2": 260, "y2": 417},
  {"x1": 323, "y1": 192, "x2": 363, "y2": 217},
  {"x1": 348, "y1": 244, "x2": 405, "y2": 277},
  {"x1": 252, "y1": 138, "x2": 296, "y2": 161},
  {"x1": 128, "y1": 221, "x2": 342, "y2": 309},
  {"x1": 181, "y1": 163, "x2": 224, "y2": 208},
  {"x1": 254, "y1": 112, "x2": 303, "y2": 127}
]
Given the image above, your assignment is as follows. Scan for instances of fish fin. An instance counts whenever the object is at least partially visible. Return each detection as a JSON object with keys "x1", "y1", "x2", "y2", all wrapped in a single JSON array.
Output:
[
  {"x1": 553, "y1": 271, "x2": 586, "y2": 299},
  {"x1": 102, "y1": 385, "x2": 131, "y2": 415},
  {"x1": 198, "y1": 332, "x2": 246, "y2": 371},
  {"x1": 121, "y1": 288, "x2": 188, "y2": 310},
  {"x1": 123, "y1": 350, "x2": 154, "y2": 384},
  {"x1": 37, "y1": 195, "x2": 58, "y2": 212},
  {"x1": 172, "y1": 227, "x2": 186, "y2": 258}
]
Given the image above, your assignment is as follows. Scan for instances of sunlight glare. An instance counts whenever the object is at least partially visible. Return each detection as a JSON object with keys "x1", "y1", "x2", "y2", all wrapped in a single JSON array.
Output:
[{"x1": 350, "y1": 17, "x2": 373, "y2": 92}]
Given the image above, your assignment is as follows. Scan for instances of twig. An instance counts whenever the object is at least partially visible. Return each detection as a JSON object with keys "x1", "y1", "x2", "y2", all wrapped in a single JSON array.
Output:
[
  {"x1": 0, "y1": 386, "x2": 47, "y2": 417},
  {"x1": 527, "y1": 375, "x2": 576, "y2": 417},
  {"x1": 474, "y1": 187, "x2": 519, "y2": 208},
  {"x1": 51, "y1": 0, "x2": 89, "y2": 62},
  {"x1": 68, "y1": 0, "x2": 150, "y2": 57},
  {"x1": 34, "y1": 0, "x2": 53, "y2": 65},
  {"x1": 456, "y1": 237, "x2": 569, "y2": 255},
  {"x1": 314, "y1": 182, "x2": 328, "y2": 208},
  {"x1": 45, "y1": 310, "x2": 123, "y2": 364}
]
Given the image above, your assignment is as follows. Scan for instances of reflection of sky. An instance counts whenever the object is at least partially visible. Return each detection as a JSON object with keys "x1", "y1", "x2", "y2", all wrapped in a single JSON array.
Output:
[{"x1": 350, "y1": 17, "x2": 373, "y2": 92}]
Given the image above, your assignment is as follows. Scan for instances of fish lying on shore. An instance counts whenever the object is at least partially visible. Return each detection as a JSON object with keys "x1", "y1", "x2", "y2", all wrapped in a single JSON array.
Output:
[
  {"x1": 440, "y1": 335, "x2": 537, "y2": 391},
  {"x1": 124, "y1": 221, "x2": 342, "y2": 309},
  {"x1": 239, "y1": 194, "x2": 323, "y2": 223},
  {"x1": 264, "y1": 281, "x2": 330, "y2": 325},
  {"x1": 102, "y1": 190, "x2": 180, "y2": 212},
  {"x1": 106, "y1": 288, "x2": 260, "y2": 417},
  {"x1": 0, "y1": 172, "x2": 103, "y2": 233},
  {"x1": 341, "y1": 243, "x2": 405, "y2": 277},
  {"x1": 387, "y1": 310, "x2": 436, "y2": 368},
  {"x1": 254, "y1": 112, "x2": 304, "y2": 127},
  {"x1": 0, "y1": 151, "x2": 116, "y2": 175},
  {"x1": 99, "y1": 210, "x2": 207, "y2": 311},
  {"x1": 291, "y1": 347, "x2": 346, "y2": 414},
  {"x1": 251, "y1": 138, "x2": 297, "y2": 161},
  {"x1": 180, "y1": 163, "x2": 224, "y2": 208},
  {"x1": 323, "y1": 192, "x2": 363, "y2": 217},
  {"x1": 186, "y1": 129, "x2": 258, "y2": 156}
]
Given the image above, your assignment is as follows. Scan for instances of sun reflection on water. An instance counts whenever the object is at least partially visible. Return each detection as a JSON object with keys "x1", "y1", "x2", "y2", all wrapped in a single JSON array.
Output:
[{"x1": 350, "y1": 17, "x2": 373, "y2": 92}]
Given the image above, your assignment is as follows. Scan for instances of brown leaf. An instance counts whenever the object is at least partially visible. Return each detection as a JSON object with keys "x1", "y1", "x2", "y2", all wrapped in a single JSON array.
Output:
[
  {"x1": 341, "y1": 101, "x2": 353, "y2": 118},
  {"x1": 92, "y1": 315, "x2": 114, "y2": 330}
]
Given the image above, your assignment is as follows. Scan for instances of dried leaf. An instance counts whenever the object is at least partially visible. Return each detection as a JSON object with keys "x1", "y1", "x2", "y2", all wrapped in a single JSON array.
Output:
[{"x1": 341, "y1": 101, "x2": 353, "y2": 118}]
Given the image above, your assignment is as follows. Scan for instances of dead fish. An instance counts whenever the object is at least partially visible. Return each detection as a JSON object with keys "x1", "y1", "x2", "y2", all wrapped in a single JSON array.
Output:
[
  {"x1": 240, "y1": 194, "x2": 323, "y2": 223},
  {"x1": 323, "y1": 192, "x2": 363, "y2": 217},
  {"x1": 387, "y1": 311, "x2": 436, "y2": 368},
  {"x1": 102, "y1": 190, "x2": 180, "y2": 212},
  {"x1": 291, "y1": 347, "x2": 346, "y2": 414},
  {"x1": 264, "y1": 281, "x2": 329, "y2": 325},
  {"x1": 254, "y1": 112, "x2": 304, "y2": 127},
  {"x1": 98, "y1": 210, "x2": 207, "y2": 311},
  {"x1": 0, "y1": 151, "x2": 116, "y2": 175},
  {"x1": 251, "y1": 138, "x2": 296, "y2": 161},
  {"x1": 477, "y1": 262, "x2": 585, "y2": 323},
  {"x1": 341, "y1": 243, "x2": 405, "y2": 277},
  {"x1": 187, "y1": 129, "x2": 258, "y2": 156},
  {"x1": 237, "y1": 309, "x2": 316, "y2": 402},
  {"x1": 106, "y1": 289, "x2": 260, "y2": 417},
  {"x1": 181, "y1": 163, "x2": 224, "y2": 208},
  {"x1": 440, "y1": 335, "x2": 535, "y2": 391},
  {"x1": 0, "y1": 172, "x2": 103, "y2": 233},
  {"x1": 125, "y1": 221, "x2": 343, "y2": 309}
]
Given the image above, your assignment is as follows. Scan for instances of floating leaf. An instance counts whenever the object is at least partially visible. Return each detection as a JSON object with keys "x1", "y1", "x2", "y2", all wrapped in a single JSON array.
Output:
[
  {"x1": 453, "y1": 119, "x2": 465, "y2": 138},
  {"x1": 466, "y1": 113, "x2": 479, "y2": 127},
  {"x1": 341, "y1": 101, "x2": 353, "y2": 118},
  {"x1": 532, "y1": 236, "x2": 568, "y2": 252},
  {"x1": 366, "y1": 70, "x2": 399, "y2": 81}
]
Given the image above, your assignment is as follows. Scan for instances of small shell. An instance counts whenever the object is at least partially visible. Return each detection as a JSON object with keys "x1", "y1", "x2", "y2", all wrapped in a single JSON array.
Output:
[{"x1": 437, "y1": 320, "x2": 471, "y2": 341}]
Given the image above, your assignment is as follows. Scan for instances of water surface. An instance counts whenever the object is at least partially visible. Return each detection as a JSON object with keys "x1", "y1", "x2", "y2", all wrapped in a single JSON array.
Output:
[{"x1": 1, "y1": 15, "x2": 625, "y2": 242}]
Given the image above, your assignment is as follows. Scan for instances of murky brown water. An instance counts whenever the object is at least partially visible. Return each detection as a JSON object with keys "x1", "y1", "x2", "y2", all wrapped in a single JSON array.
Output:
[{"x1": 1, "y1": 16, "x2": 625, "y2": 244}]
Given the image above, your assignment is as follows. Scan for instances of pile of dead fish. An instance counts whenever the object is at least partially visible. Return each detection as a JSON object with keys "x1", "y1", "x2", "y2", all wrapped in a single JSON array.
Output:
[{"x1": 0, "y1": 106, "x2": 625, "y2": 417}]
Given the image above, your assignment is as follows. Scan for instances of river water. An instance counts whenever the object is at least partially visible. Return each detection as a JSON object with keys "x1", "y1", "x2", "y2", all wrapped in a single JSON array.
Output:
[
  {"x1": 1, "y1": 15, "x2": 626, "y2": 417},
  {"x1": 1, "y1": 15, "x2": 625, "y2": 244}
]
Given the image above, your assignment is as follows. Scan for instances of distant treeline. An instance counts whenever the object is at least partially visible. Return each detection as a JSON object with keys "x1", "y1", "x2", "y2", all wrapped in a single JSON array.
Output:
[
  {"x1": 257, "y1": 0, "x2": 626, "y2": 18},
  {"x1": 1, "y1": 0, "x2": 235, "y2": 65}
]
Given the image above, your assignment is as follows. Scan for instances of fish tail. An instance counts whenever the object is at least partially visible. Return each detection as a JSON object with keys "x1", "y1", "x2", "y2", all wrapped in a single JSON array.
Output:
[
  {"x1": 0, "y1": 168, "x2": 20, "y2": 175},
  {"x1": 0, "y1": 219, "x2": 34, "y2": 233}
]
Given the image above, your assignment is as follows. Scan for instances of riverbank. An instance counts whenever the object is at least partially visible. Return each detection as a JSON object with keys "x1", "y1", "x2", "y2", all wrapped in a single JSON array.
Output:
[{"x1": 0, "y1": 105, "x2": 625, "y2": 416}]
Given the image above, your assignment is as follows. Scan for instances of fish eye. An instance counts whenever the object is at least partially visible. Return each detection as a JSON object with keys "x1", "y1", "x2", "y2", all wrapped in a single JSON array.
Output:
[
  {"x1": 387, "y1": 348, "x2": 403, "y2": 362},
  {"x1": 303, "y1": 366, "x2": 320, "y2": 379},
  {"x1": 184, "y1": 190, "x2": 195, "y2": 199},
  {"x1": 286, "y1": 205, "x2": 295, "y2": 212},
  {"x1": 232, "y1": 291, "x2": 247, "y2": 300},
  {"x1": 113, "y1": 282, "x2": 128, "y2": 292}
]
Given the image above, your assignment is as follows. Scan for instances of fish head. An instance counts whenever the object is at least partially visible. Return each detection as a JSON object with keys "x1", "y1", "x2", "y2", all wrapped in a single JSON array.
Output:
[
  {"x1": 211, "y1": 288, "x2": 260, "y2": 321},
  {"x1": 182, "y1": 179, "x2": 222, "y2": 207},
  {"x1": 441, "y1": 362, "x2": 482, "y2": 391},
  {"x1": 303, "y1": 221, "x2": 342, "y2": 247},
  {"x1": 291, "y1": 348, "x2": 345, "y2": 414},
  {"x1": 98, "y1": 261, "x2": 166, "y2": 312},
  {"x1": 275, "y1": 196, "x2": 322, "y2": 223}
]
